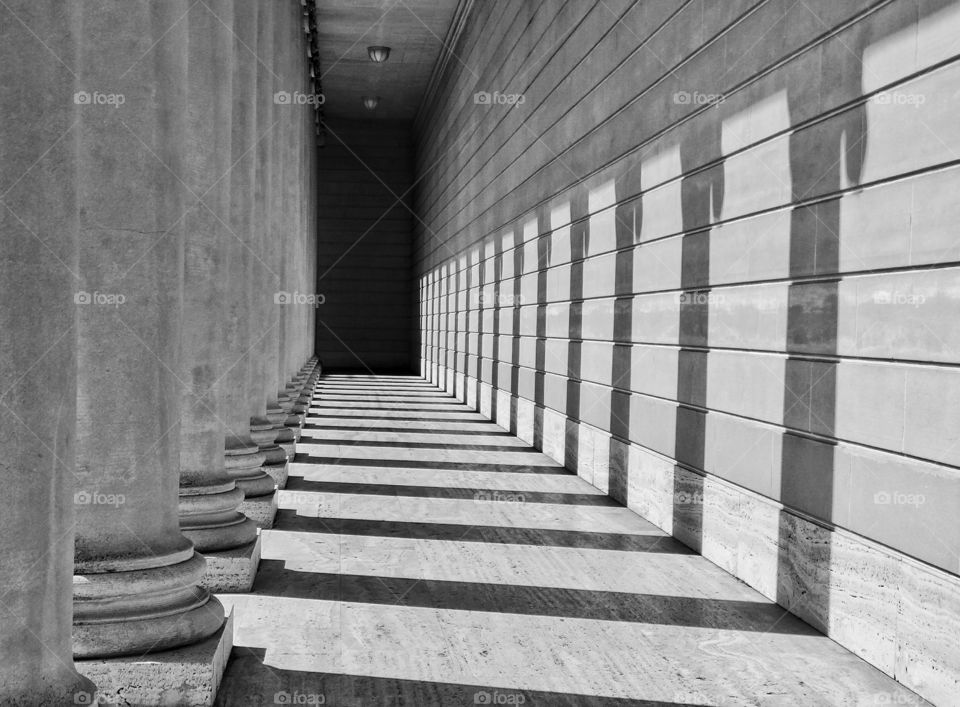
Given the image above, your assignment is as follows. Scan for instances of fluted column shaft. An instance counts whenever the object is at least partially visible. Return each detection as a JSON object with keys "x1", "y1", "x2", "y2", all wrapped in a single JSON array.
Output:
[
  {"x1": 0, "y1": 3, "x2": 95, "y2": 702},
  {"x1": 73, "y1": 0, "x2": 224, "y2": 658},
  {"x1": 276, "y1": 0, "x2": 292, "y2": 403},
  {"x1": 269, "y1": 0, "x2": 293, "y2": 424},
  {"x1": 225, "y1": 0, "x2": 275, "y2": 500},
  {"x1": 305, "y1": 81, "x2": 319, "y2": 365},
  {"x1": 291, "y1": 0, "x2": 308, "y2": 390},
  {"x1": 276, "y1": 2, "x2": 307, "y2": 455},
  {"x1": 252, "y1": 0, "x2": 288, "y2": 473},
  {"x1": 178, "y1": 0, "x2": 258, "y2": 553}
]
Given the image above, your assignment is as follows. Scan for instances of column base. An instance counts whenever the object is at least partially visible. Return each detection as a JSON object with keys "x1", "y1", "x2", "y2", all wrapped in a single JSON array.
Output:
[
  {"x1": 285, "y1": 411, "x2": 305, "y2": 439},
  {"x1": 200, "y1": 536, "x2": 262, "y2": 593},
  {"x1": 275, "y1": 425, "x2": 296, "y2": 462},
  {"x1": 239, "y1": 492, "x2": 278, "y2": 529},
  {"x1": 263, "y1": 459, "x2": 289, "y2": 489},
  {"x1": 286, "y1": 422, "x2": 303, "y2": 443},
  {"x1": 77, "y1": 612, "x2": 232, "y2": 707},
  {"x1": 278, "y1": 440, "x2": 296, "y2": 462}
]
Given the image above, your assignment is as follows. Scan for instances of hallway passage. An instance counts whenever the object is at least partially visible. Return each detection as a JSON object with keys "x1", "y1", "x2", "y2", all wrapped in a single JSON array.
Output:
[{"x1": 216, "y1": 374, "x2": 927, "y2": 706}]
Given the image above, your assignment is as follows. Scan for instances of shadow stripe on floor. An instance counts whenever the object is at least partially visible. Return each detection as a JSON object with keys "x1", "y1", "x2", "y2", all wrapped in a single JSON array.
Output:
[
  {"x1": 305, "y1": 414, "x2": 486, "y2": 422},
  {"x1": 297, "y1": 437, "x2": 529, "y2": 452},
  {"x1": 281, "y1": 479, "x2": 618, "y2": 506},
  {"x1": 273, "y1": 512, "x2": 684, "y2": 552},
  {"x1": 251, "y1": 563, "x2": 814, "y2": 634},
  {"x1": 312, "y1": 405, "x2": 468, "y2": 413},
  {"x1": 300, "y1": 424, "x2": 514, "y2": 436},
  {"x1": 216, "y1": 650, "x2": 706, "y2": 707},
  {"x1": 294, "y1": 454, "x2": 568, "y2": 474}
]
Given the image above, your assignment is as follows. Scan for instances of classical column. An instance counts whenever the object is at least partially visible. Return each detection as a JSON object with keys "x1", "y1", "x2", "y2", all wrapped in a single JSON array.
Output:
[
  {"x1": 291, "y1": 1, "x2": 311, "y2": 394},
  {"x1": 274, "y1": 4, "x2": 304, "y2": 461},
  {"x1": 223, "y1": 0, "x2": 275, "y2": 510},
  {"x1": 252, "y1": 0, "x2": 290, "y2": 494},
  {"x1": 0, "y1": 3, "x2": 96, "y2": 704},
  {"x1": 291, "y1": 6, "x2": 323, "y2": 438},
  {"x1": 271, "y1": 0, "x2": 297, "y2": 453},
  {"x1": 178, "y1": 0, "x2": 258, "y2": 569},
  {"x1": 72, "y1": 0, "x2": 224, "y2": 662},
  {"x1": 275, "y1": 0, "x2": 293, "y2": 407},
  {"x1": 218, "y1": 0, "x2": 277, "y2": 538}
]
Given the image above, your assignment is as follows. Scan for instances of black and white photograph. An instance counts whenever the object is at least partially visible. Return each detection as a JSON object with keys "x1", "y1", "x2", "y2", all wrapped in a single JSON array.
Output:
[{"x1": 0, "y1": 0, "x2": 958, "y2": 705}]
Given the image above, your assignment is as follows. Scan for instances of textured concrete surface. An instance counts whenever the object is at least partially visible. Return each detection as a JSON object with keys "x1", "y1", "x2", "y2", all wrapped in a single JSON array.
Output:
[
  {"x1": 216, "y1": 375, "x2": 929, "y2": 706},
  {"x1": 78, "y1": 613, "x2": 233, "y2": 707},
  {"x1": 240, "y1": 493, "x2": 280, "y2": 531},
  {"x1": 203, "y1": 537, "x2": 263, "y2": 594},
  {"x1": 264, "y1": 460, "x2": 290, "y2": 490}
]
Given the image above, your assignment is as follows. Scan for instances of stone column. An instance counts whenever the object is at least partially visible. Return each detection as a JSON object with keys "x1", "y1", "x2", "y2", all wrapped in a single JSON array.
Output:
[
  {"x1": 250, "y1": 0, "x2": 290, "y2": 500},
  {"x1": 287, "y1": 6, "x2": 304, "y2": 394},
  {"x1": 283, "y1": 136, "x2": 308, "y2": 438},
  {"x1": 275, "y1": 2, "x2": 305, "y2": 459},
  {"x1": 177, "y1": 0, "x2": 259, "y2": 590},
  {"x1": 295, "y1": 12, "x2": 321, "y2": 423},
  {"x1": 306, "y1": 85, "x2": 320, "y2": 364},
  {"x1": 222, "y1": 0, "x2": 276, "y2": 531},
  {"x1": 276, "y1": 2, "x2": 293, "y2": 400},
  {"x1": 0, "y1": 3, "x2": 96, "y2": 704},
  {"x1": 271, "y1": 0, "x2": 296, "y2": 449},
  {"x1": 72, "y1": 0, "x2": 225, "y2": 669}
]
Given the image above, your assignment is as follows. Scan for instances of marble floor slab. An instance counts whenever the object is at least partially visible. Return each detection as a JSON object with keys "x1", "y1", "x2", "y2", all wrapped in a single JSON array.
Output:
[{"x1": 217, "y1": 374, "x2": 930, "y2": 707}]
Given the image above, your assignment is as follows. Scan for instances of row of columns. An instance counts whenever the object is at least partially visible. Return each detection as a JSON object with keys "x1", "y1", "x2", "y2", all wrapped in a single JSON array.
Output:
[{"x1": 0, "y1": 0, "x2": 319, "y2": 702}]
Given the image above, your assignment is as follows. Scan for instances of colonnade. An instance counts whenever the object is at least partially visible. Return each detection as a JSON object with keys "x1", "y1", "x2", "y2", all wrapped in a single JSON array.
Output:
[{"x1": 0, "y1": 1, "x2": 319, "y2": 703}]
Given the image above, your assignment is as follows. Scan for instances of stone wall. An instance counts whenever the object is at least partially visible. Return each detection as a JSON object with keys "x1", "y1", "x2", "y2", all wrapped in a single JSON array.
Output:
[{"x1": 414, "y1": 1, "x2": 960, "y2": 703}]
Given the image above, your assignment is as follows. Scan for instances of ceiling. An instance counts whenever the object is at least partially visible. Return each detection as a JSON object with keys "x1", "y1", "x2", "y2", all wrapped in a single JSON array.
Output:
[{"x1": 315, "y1": 0, "x2": 462, "y2": 121}]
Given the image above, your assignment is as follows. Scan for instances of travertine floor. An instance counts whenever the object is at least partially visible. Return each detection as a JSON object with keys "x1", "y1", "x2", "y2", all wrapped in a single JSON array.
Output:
[{"x1": 216, "y1": 374, "x2": 928, "y2": 707}]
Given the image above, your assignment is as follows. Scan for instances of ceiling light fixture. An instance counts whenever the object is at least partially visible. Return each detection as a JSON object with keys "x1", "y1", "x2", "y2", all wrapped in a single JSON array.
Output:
[
  {"x1": 362, "y1": 95, "x2": 380, "y2": 110},
  {"x1": 367, "y1": 46, "x2": 391, "y2": 63}
]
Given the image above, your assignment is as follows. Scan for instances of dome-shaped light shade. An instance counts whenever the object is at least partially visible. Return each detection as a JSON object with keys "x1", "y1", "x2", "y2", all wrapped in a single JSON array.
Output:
[
  {"x1": 362, "y1": 95, "x2": 380, "y2": 110},
  {"x1": 367, "y1": 45, "x2": 391, "y2": 63}
]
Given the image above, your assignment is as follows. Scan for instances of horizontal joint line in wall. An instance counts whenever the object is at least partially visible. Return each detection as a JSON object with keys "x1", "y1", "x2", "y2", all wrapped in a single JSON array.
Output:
[
  {"x1": 420, "y1": 248, "x2": 960, "y2": 299},
  {"x1": 418, "y1": 0, "x2": 960, "y2": 265},
  {"x1": 417, "y1": 0, "x2": 769, "y2": 228},
  {"x1": 435, "y1": 374, "x2": 960, "y2": 577},
  {"x1": 417, "y1": 0, "x2": 898, "y2": 255},
  {"x1": 438, "y1": 345, "x2": 960, "y2": 372},
  {"x1": 415, "y1": 0, "x2": 626, "y2": 199},
  {"x1": 417, "y1": 154, "x2": 960, "y2": 277},
  {"x1": 462, "y1": 380, "x2": 960, "y2": 474}
]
